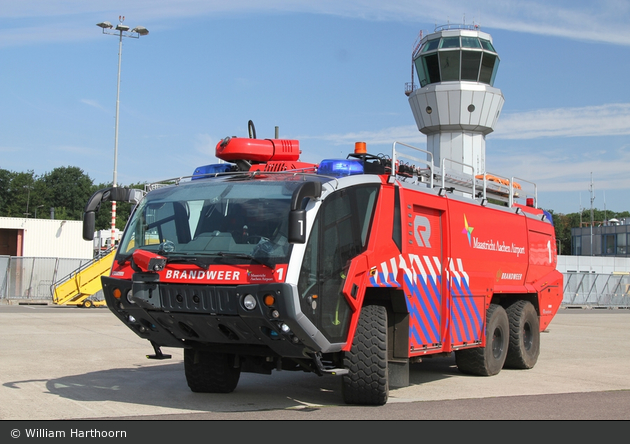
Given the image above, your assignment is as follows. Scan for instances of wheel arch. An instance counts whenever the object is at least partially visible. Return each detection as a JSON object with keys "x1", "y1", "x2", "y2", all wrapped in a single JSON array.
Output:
[
  {"x1": 491, "y1": 293, "x2": 540, "y2": 316},
  {"x1": 363, "y1": 287, "x2": 409, "y2": 360}
]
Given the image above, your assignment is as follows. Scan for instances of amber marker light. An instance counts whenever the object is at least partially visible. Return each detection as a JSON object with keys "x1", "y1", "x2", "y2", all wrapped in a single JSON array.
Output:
[
  {"x1": 264, "y1": 294, "x2": 276, "y2": 306},
  {"x1": 113, "y1": 288, "x2": 122, "y2": 299}
]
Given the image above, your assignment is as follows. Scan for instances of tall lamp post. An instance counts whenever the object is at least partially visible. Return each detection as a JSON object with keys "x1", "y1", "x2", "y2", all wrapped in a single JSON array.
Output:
[{"x1": 96, "y1": 17, "x2": 149, "y2": 246}]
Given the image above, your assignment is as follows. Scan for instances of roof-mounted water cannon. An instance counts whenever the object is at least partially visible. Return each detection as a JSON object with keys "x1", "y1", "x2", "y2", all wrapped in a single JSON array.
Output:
[
  {"x1": 215, "y1": 136, "x2": 301, "y2": 164},
  {"x1": 211, "y1": 120, "x2": 302, "y2": 172}
]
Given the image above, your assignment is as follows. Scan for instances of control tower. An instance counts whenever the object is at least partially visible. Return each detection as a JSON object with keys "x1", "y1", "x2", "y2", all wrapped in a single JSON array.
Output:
[{"x1": 406, "y1": 24, "x2": 503, "y2": 178}]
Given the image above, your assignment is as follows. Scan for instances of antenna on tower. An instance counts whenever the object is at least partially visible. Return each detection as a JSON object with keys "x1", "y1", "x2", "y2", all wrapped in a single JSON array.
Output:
[{"x1": 590, "y1": 172, "x2": 595, "y2": 255}]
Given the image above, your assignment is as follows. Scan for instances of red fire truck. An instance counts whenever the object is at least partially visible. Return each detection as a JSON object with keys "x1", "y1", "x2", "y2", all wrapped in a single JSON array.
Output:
[{"x1": 83, "y1": 132, "x2": 563, "y2": 405}]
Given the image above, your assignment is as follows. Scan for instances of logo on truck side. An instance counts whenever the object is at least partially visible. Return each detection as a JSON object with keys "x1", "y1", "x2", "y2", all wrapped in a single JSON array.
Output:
[
  {"x1": 414, "y1": 215, "x2": 432, "y2": 248},
  {"x1": 463, "y1": 215, "x2": 526, "y2": 257},
  {"x1": 462, "y1": 214, "x2": 474, "y2": 246}
]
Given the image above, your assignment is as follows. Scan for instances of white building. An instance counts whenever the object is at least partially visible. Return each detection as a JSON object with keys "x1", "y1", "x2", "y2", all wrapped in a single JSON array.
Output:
[{"x1": 0, "y1": 217, "x2": 93, "y2": 259}]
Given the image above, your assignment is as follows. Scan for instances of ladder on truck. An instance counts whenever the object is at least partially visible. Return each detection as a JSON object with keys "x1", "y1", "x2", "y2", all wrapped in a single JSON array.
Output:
[
  {"x1": 391, "y1": 142, "x2": 537, "y2": 207},
  {"x1": 52, "y1": 248, "x2": 116, "y2": 308}
]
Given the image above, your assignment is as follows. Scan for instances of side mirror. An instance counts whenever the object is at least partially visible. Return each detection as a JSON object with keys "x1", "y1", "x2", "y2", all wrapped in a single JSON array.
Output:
[
  {"x1": 82, "y1": 187, "x2": 144, "y2": 241},
  {"x1": 288, "y1": 181, "x2": 322, "y2": 244},
  {"x1": 83, "y1": 211, "x2": 96, "y2": 241}
]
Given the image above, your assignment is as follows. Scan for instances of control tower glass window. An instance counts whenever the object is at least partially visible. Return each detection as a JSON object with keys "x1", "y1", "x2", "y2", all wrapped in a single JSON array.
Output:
[
  {"x1": 439, "y1": 50, "x2": 460, "y2": 81},
  {"x1": 479, "y1": 53, "x2": 499, "y2": 84},
  {"x1": 414, "y1": 34, "x2": 499, "y2": 87},
  {"x1": 421, "y1": 39, "x2": 440, "y2": 52},
  {"x1": 439, "y1": 36, "x2": 460, "y2": 49},
  {"x1": 480, "y1": 39, "x2": 496, "y2": 52},
  {"x1": 461, "y1": 50, "x2": 482, "y2": 81},
  {"x1": 461, "y1": 36, "x2": 481, "y2": 49},
  {"x1": 416, "y1": 53, "x2": 439, "y2": 87}
]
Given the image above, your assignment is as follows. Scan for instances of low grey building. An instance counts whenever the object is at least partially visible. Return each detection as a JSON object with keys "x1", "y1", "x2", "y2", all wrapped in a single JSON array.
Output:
[{"x1": 571, "y1": 218, "x2": 630, "y2": 257}]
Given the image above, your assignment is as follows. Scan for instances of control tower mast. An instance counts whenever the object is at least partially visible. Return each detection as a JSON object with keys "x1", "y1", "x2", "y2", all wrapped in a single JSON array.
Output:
[{"x1": 406, "y1": 24, "x2": 504, "y2": 178}]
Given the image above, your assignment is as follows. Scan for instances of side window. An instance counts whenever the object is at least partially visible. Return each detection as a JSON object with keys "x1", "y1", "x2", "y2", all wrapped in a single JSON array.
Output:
[{"x1": 297, "y1": 184, "x2": 379, "y2": 343}]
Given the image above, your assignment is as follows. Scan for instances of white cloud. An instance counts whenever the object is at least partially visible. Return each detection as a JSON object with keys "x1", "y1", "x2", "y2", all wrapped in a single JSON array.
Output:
[
  {"x1": 493, "y1": 104, "x2": 630, "y2": 139},
  {"x1": 488, "y1": 148, "x2": 630, "y2": 195},
  {"x1": 301, "y1": 125, "x2": 423, "y2": 146},
  {"x1": 80, "y1": 99, "x2": 106, "y2": 111},
  {"x1": 194, "y1": 133, "x2": 220, "y2": 156},
  {"x1": 2, "y1": 1, "x2": 629, "y2": 47},
  {"x1": 309, "y1": 102, "x2": 630, "y2": 147}
]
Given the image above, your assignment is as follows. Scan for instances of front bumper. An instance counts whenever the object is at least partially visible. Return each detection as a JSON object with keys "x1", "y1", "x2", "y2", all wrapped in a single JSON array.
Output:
[{"x1": 101, "y1": 275, "x2": 342, "y2": 358}]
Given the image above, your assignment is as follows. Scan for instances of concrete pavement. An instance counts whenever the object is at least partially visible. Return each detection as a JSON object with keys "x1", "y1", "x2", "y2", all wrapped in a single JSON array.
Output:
[{"x1": 1, "y1": 305, "x2": 629, "y2": 420}]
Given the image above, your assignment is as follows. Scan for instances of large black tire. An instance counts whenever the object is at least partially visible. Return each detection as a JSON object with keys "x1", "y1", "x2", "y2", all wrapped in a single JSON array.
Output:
[
  {"x1": 455, "y1": 303, "x2": 509, "y2": 376},
  {"x1": 504, "y1": 300, "x2": 540, "y2": 369},
  {"x1": 184, "y1": 349, "x2": 241, "y2": 393},
  {"x1": 342, "y1": 305, "x2": 388, "y2": 405}
]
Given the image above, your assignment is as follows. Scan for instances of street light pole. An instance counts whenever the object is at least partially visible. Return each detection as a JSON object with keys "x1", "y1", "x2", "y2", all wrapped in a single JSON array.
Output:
[
  {"x1": 96, "y1": 17, "x2": 149, "y2": 246},
  {"x1": 23, "y1": 185, "x2": 32, "y2": 218}
]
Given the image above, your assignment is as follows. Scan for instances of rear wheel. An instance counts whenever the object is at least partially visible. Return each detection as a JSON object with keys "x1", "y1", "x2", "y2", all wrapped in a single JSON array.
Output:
[
  {"x1": 342, "y1": 305, "x2": 388, "y2": 405},
  {"x1": 504, "y1": 300, "x2": 540, "y2": 369},
  {"x1": 184, "y1": 349, "x2": 241, "y2": 393},
  {"x1": 82, "y1": 300, "x2": 93, "y2": 308},
  {"x1": 455, "y1": 303, "x2": 509, "y2": 376}
]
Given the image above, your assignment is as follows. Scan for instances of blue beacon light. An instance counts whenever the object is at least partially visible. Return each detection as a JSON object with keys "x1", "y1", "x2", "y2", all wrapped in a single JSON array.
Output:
[
  {"x1": 191, "y1": 163, "x2": 232, "y2": 180},
  {"x1": 317, "y1": 159, "x2": 364, "y2": 177}
]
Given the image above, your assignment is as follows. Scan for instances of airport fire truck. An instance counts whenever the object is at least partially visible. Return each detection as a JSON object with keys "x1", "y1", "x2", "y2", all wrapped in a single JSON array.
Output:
[{"x1": 83, "y1": 130, "x2": 563, "y2": 405}]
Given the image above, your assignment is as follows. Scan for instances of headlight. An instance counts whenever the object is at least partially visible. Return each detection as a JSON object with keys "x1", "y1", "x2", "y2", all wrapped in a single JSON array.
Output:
[{"x1": 243, "y1": 294, "x2": 257, "y2": 310}]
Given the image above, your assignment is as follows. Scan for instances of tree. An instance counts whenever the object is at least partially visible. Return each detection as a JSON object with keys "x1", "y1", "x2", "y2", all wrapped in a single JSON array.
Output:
[
  {"x1": 2, "y1": 170, "x2": 37, "y2": 218},
  {"x1": 0, "y1": 168, "x2": 13, "y2": 215},
  {"x1": 40, "y1": 166, "x2": 95, "y2": 221}
]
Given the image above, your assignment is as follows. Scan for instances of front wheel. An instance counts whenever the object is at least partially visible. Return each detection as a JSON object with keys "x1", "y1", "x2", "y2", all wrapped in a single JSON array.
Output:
[
  {"x1": 184, "y1": 349, "x2": 241, "y2": 393},
  {"x1": 504, "y1": 300, "x2": 540, "y2": 369},
  {"x1": 342, "y1": 305, "x2": 388, "y2": 405},
  {"x1": 455, "y1": 303, "x2": 509, "y2": 376}
]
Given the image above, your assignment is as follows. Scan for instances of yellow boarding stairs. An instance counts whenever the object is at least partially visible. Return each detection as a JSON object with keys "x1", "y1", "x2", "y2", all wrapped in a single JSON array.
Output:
[{"x1": 52, "y1": 248, "x2": 117, "y2": 308}]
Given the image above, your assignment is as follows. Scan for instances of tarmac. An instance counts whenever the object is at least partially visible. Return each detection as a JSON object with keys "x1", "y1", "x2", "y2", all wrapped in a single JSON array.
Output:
[{"x1": 1, "y1": 304, "x2": 629, "y2": 421}]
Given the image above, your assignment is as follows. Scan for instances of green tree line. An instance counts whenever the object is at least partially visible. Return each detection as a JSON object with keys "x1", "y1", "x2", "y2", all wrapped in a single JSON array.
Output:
[{"x1": 0, "y1": 166, "x2": 144, "y2": 232}]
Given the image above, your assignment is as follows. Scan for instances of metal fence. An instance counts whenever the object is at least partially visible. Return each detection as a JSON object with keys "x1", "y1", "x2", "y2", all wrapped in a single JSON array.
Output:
[
  {"x1": 2, "y1": 255, "x2": 629, "y2": 308},
  {"x1": 0, "y1": 256, "x2": 94, "y2": 302},
  {"x1": 562, "y1": 272, "x2": 630, "y2": 308}
]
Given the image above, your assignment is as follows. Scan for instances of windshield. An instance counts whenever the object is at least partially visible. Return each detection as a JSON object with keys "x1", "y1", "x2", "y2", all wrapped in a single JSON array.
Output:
[{"x1": 118, "y1": 178, "x2": 304, "y2": 267}]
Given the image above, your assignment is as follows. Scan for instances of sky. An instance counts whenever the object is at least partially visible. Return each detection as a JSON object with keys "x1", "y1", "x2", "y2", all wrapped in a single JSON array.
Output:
[{"x1": 1, "y1": 0, "x2": 629, "y2": 215}]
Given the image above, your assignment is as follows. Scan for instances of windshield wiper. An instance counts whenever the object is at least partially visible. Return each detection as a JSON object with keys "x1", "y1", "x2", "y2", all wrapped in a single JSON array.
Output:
[
  {"x1": 164, "y1": 255, "x2": 210, "y2": 270},
  {"x1": 216, "y1": 252, "x2": 272, "y2": 268}
]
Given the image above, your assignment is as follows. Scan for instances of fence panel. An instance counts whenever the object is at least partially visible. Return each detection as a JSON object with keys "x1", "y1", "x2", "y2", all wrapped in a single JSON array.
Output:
[
  {"x1": 4, "y1": 257, "x2": 88, "y2": 302},
  {"x1": 562, "y1": 272, "x2": 630, "y2": 308},
  {"x1": 0, "y1": 256, "x2": 10, "y2": 300}
]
